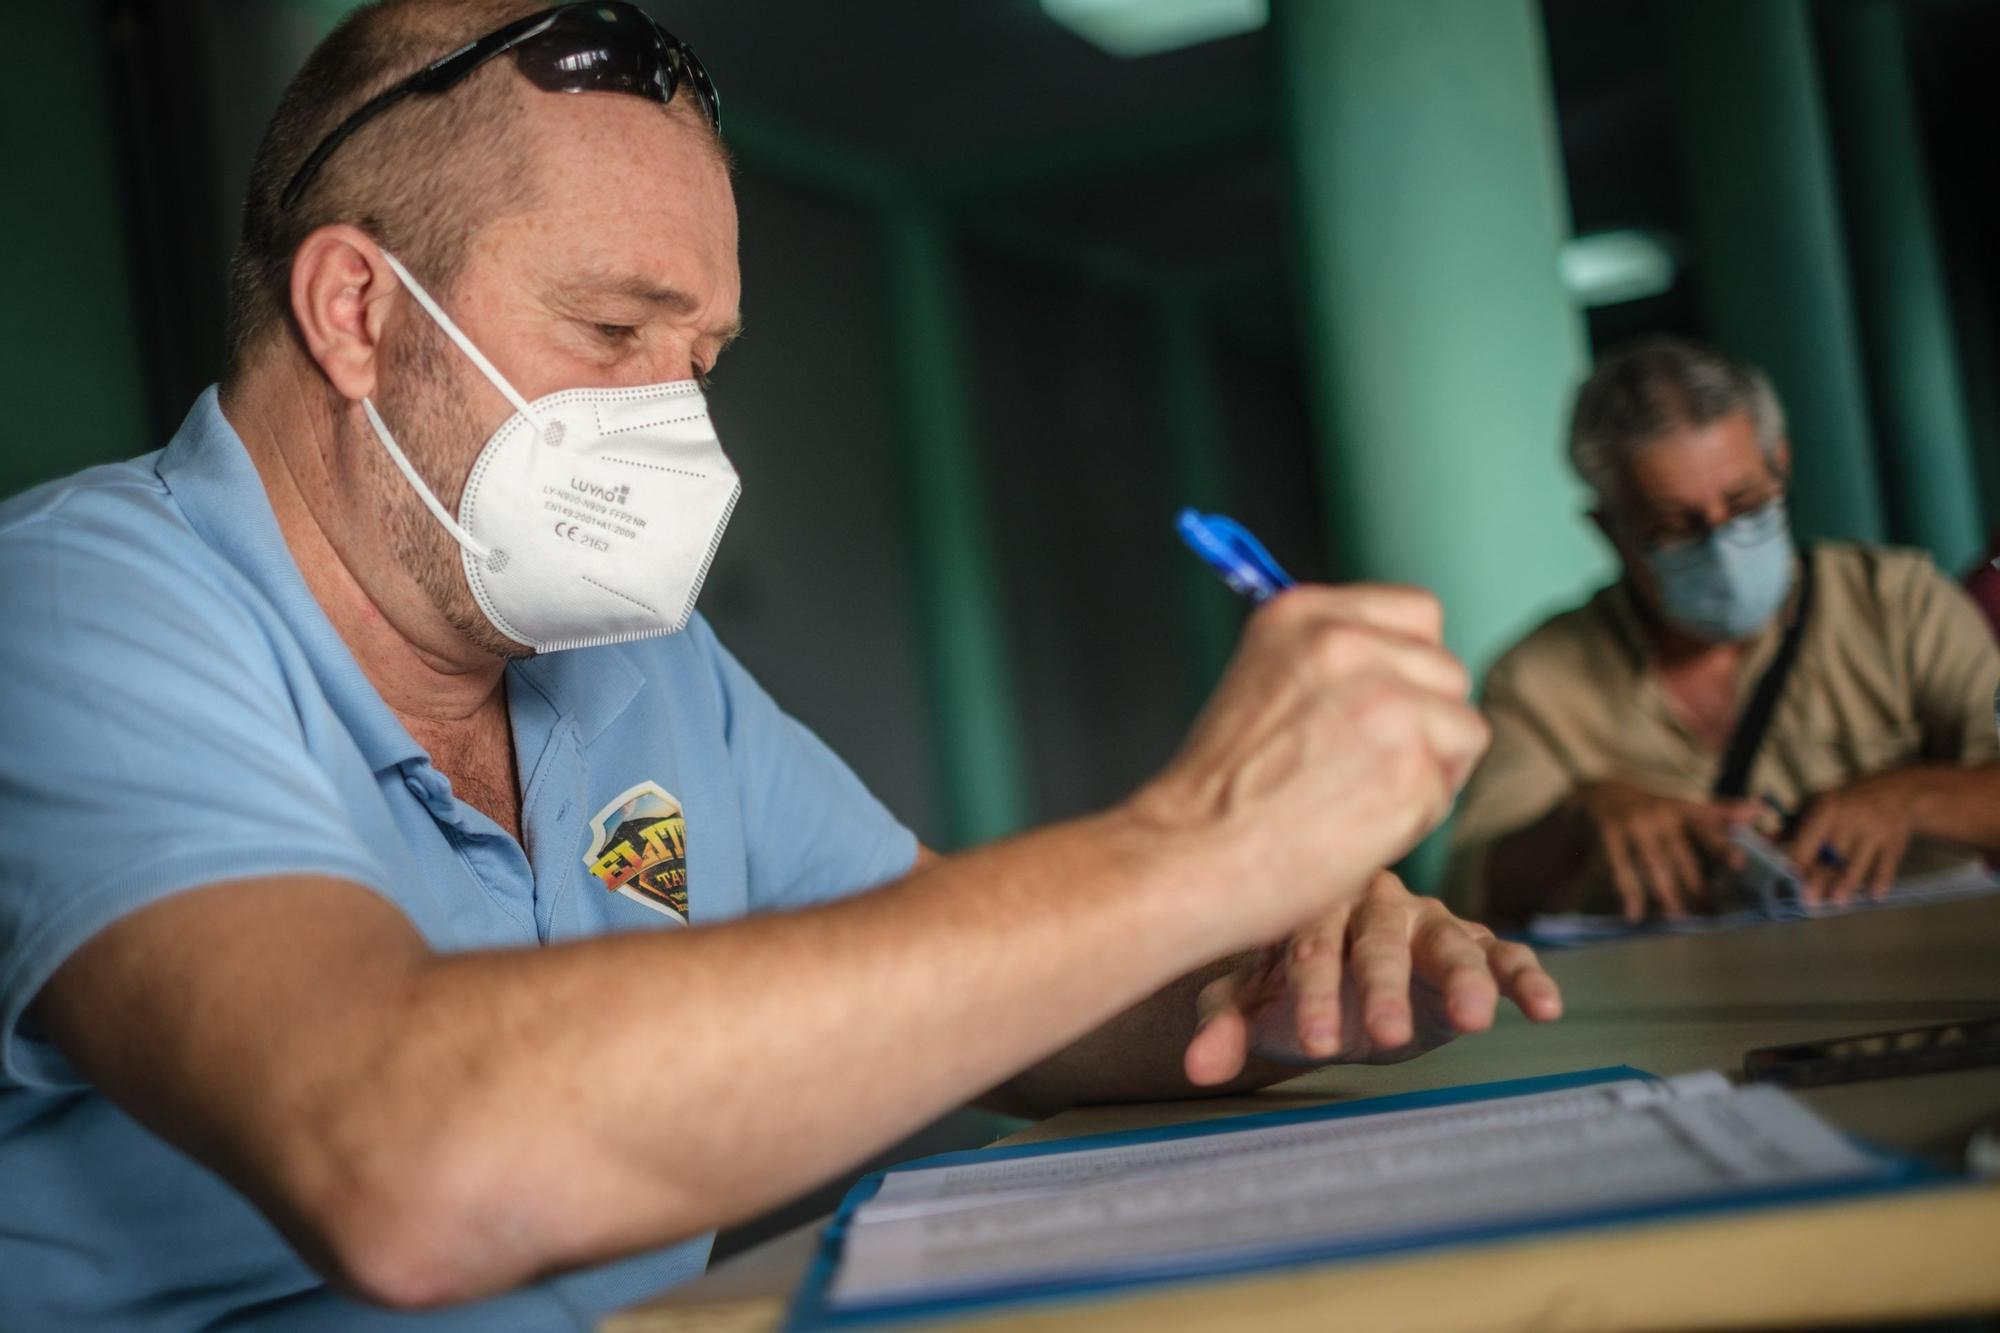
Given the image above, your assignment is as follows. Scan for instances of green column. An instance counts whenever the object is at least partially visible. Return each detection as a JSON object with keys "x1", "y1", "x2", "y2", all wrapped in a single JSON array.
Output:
[
  {"x1": 1153, "y1": 293, "x2": 1240, "y2": 705},
  {"x1": 0, "y1": 4, "x2": 150, "y2": 498},
  {"x1": 1274, "y1": 0, "x2": 1604, "y2": 680},
  {"x1": 1666, "y1": 0, "x2": 1886, "y2": 545},
  {"x1": 1820, "y1": 0, "x2": 1985, "y2": 571},
  {"x1": 877, "y1": 202, "x2": 1031, "y2": 847},
  {"x1": 1275, "y1": 0, "x2": 1604, "y2": 893}
]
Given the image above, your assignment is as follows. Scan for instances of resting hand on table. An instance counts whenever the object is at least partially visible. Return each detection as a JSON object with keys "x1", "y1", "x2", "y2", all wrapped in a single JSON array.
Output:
[
  {"x1": 1574, "y1": 780, "x2": 1757, "y2": 921},
  {"x1": 1183, "y1": 872, "x2": 1563, "y2": 1085}
]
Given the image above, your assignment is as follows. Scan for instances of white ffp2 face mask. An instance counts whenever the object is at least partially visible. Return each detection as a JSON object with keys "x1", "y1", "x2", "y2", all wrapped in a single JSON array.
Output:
[{"x1": 362, "y1": 250, "x2": 740, "y2": 653}]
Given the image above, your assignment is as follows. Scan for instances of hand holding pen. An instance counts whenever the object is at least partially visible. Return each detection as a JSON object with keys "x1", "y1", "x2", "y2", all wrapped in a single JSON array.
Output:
[
  {"x1": 1767, "y1": 783, "x2": 1916, "y2": 905},
  {"x1": 1155, "y1": 510, "x2": 1554, "y2": 1076},
  {"x1": 1154, "y1": 509, "x2": 1487, "y2": 887}
]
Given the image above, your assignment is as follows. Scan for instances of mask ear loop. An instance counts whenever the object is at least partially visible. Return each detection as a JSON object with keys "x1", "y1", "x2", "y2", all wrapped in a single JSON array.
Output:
[
  {"x1": 361, "y1": 397, "x2": 494, "y2": 562},
  {"x1": 362, "y1": 248, "x2": 547, "y2": 569},
  {"x1": 376, "y1": 249, "x2": 541, "y2": 426}
]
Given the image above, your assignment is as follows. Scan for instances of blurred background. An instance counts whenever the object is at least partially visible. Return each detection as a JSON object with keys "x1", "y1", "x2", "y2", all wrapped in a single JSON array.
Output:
[{"x1": 5, "y1": 0, "x2": 1998, "y2": 880}]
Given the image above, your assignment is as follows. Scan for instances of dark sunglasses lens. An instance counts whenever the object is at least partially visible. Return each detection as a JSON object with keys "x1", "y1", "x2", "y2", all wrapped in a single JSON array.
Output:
[
  {"x1": 515, "y1": 24, "x2": 673, "y2": 103},
  {"x1": 510, "y1": 8, "x2": 720, "y2": 130}
]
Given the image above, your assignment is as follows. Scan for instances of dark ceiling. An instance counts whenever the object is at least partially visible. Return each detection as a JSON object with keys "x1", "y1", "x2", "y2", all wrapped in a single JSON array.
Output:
[
  {"x1": 119, "y1": 0, "x2": 1991, "y2": 433},
  {"x1": 656, "y1": 0, "x2": 1702, "y2": 350},
  {"x1": 667, "y1": 0, "x2": 1275, "y2": 166}
]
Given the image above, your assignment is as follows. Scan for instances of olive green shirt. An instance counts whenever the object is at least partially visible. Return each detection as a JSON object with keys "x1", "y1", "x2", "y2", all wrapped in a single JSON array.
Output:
[{"x1": 1443, "y1": 543, "x2": 2000, "y2": 921}]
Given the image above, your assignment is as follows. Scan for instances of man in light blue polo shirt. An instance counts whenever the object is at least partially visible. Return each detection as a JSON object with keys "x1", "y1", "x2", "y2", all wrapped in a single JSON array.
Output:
[{"x1": 0, "y1": 2, "x2": 1561, "y2": 1328}]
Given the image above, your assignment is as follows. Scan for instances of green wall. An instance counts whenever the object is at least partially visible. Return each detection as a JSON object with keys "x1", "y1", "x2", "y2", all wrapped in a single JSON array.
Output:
[
  {"x1": 1276, "y1": 0, "x2": 1609, "y2": 682},
  {"x1": 0, "y1": 5, "x2": 151, "y2": 499},
  {"x1": 1820, "y1": 0, "x2": 1985, "y2": 571},
  {"x1": 1666, "y1": 0, "x2": 1886, "y2": 546}
]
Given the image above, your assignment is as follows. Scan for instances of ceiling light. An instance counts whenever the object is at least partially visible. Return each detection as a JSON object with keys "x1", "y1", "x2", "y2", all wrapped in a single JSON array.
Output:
[
  {"x1": 1041, "y1": 0, "x2": 1269, "y2": 58},
  {"x1": 1560, "y1": 230, "x2": 1679, "y2": 309}
]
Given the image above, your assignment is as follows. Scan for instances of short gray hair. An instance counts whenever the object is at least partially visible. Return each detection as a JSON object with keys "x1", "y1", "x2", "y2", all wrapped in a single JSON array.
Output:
[{"x1": 1567, "y1": 337, "x2": 1787, "y2": 504}]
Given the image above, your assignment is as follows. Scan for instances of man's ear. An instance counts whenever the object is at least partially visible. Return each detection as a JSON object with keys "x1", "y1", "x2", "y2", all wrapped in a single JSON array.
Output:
[{"x1": 289, "y1": 225, "x2": 402, "y2": 404}]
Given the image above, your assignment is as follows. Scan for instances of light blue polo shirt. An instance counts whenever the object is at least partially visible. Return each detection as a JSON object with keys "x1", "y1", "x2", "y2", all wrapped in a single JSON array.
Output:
[{"x1": 0, "y1": 389, "x2": 918, "y2": 1331}]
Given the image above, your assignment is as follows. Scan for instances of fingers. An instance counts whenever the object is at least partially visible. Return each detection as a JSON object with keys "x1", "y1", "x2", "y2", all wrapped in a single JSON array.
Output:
[
  {"x1": 1184, "y1": 968, "x2": 1252, "y2": 1087},
  {"x1": 1631, "y1": 839, "x2": 1681, "y2": 918},
  {"x1": 1284, "y1": 903, "x2": 1352, "y2": 1059},
  {"x1": 1245, "y1": 891, "x2": 1568, "y2": 1073},
  {"x1": 1829, "y1": 834, "x2": 1872, "y2": 905},
  {"x1": 1871, "y1": 827, "x2": 1910, "y2": 900},
  {"x1": 1659, "y1": 824, "x2": 1706, "y2": 912},
  {"x1": 1342, "y1": 878, "x2": 1413, "y2": 1050},
  {"x1": 1411, "y1": 904, "x2": 1500, "y2": 1034},
  {"x1": 1607, "y1": 815, "x2": 1722, "y2": 920},
  {"x1": 1478, "y1": 931, "x2": 1564, "y2": 1022},
  {"x1": 1689, "y1": 812, "x2": 1748, "y2": 872},
  {"x1": 1596, "y1": 812, "x2": 1702, "y2": 922},
  {"x1": 1786, "y1": 784, "x2": 1917, "y2": 907},
  {"x1": 1398, "y1": 685, "x2": 1492, "y2": 797},
  {"x1": 1262, "y1": 583, "x2": 1445, "y2": 647},
  {"x1": 1264, "y1": 603, "x2": 1472, "y2": 702},
  {"x1": 1788, "y1": 805, "x2": 1837, "y2": 906},
  {"x1": 1601, "y1": 827, "x2": 1648, "y2": 923},
  {"x1": 1825, "y1": 825, "x2": 1906, "y2": 905}
]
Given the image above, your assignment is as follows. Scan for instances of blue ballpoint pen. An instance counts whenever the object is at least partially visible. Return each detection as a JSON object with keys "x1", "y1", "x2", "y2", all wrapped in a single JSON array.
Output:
[{"x1": 1175, "y1": 509, "x2": 1295, "y2": 603}]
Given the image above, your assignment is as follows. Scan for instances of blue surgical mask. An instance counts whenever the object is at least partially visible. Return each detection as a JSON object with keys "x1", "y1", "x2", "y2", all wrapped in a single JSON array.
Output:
[{"x1": 1640, "y1": 500, "x2": 1795, "y2": 642}]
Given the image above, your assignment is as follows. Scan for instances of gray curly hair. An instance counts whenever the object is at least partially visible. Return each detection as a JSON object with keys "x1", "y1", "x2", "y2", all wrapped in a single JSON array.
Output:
[{"x1": 1567, "y1": 337, "x2": 1786, "y2": 505}]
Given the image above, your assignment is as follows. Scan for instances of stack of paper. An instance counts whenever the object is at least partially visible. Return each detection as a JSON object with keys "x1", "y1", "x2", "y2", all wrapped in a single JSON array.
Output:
[{"x1": 799, "y1": 1070, "x2": 1912, "y2": 1324}]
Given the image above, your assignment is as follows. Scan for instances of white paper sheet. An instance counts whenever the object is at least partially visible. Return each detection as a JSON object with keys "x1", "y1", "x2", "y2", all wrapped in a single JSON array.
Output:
[{"x1": 826, "y1": 1074, "x2": 1887, "y2": 1309}]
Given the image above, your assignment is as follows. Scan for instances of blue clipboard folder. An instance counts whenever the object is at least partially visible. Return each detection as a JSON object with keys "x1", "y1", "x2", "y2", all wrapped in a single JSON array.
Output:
[{"x1": 784, "y1": 1067, "x2": 1944, "y2": 1330}]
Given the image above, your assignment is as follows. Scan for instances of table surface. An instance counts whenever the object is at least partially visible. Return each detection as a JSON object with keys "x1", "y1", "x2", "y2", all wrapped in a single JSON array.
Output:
[{"x1": 608, "y1": 896, "x2": 2000, "y2": 1331}]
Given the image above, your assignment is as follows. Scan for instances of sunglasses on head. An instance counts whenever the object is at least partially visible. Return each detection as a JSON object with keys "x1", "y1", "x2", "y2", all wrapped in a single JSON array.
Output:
[{"x1": 280, "y1": 1, "x2": 719, "y2": 211}]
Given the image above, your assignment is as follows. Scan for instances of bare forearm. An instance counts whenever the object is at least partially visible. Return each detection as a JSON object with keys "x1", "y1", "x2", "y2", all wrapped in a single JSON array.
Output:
[
  {"x1": 1900, "y1": 762, "x2": 2000, "y2": 852},
  {"x1": 321, "y1": 809, "x2": 1231, "y2": 1301}
]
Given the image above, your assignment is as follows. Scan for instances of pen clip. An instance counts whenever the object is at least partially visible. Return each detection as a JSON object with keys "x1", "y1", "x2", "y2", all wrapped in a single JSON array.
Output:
[{"x1": 1176, "y1": 509, "x2": 1295, "y2": 603}]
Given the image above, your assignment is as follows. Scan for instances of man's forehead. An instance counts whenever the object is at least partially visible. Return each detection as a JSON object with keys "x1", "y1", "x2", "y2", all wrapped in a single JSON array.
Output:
[
  {"x1": 517, "y1": 79, "x2": 730, "y2": 195},
  {"x1": 1623, "y1": 412, "x2": 1776, "y2": 506},
  {"x1": 505, "y1": 87, "x2": 740, "y2": 323},
  {"x1": 509, "y1": 85, "x2": 734, "y2": 230},
  {"x1": 564, "y1": 265, "x2": 700, "y2": 310}
]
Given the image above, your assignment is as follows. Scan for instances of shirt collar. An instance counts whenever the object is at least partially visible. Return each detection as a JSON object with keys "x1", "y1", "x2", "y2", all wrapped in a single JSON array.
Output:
[
  {"x1": 157, "y1": 387, "x2": 428, "y2": 775},
  {"x1": 509, "y1": 642, "x2": 645, "y2": 748}
]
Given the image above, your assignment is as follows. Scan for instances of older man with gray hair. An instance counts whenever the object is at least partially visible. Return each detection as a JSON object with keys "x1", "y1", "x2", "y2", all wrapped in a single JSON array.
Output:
[{"x1": 1445, "y1": 336, "x2": 2000, "y2": 928}]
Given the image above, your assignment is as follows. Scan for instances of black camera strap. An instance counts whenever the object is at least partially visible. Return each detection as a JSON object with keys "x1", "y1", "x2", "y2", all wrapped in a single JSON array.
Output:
[{"x1": 1712, "y1": 546, "x2": 1816, "y2": 801}]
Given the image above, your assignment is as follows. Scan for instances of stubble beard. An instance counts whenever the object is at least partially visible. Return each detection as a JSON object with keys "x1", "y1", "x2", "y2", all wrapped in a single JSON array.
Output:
[{"x1": 369, "y1": 314, "x2": 535, "y2": 661}]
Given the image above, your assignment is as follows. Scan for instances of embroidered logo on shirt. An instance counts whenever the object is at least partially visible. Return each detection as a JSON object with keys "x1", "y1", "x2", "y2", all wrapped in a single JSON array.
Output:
[{"x1": 583, "y1": 780, "x2": 688, "y2": 922}]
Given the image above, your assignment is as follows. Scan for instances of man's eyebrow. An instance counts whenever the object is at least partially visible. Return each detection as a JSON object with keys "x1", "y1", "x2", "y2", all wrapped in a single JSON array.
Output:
[{"x1": 562, "y1": 270, "x2": 743, "y2": 345}]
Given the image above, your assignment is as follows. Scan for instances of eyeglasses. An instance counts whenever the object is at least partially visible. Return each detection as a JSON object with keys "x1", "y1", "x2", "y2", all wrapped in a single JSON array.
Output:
[
  {"x1": 280, "y1": 2, "x2": 720, "y2": 212},
  {"x1": 1631, "y1": 492, "x2": 1787, "y2": 555}
]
